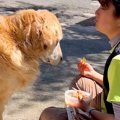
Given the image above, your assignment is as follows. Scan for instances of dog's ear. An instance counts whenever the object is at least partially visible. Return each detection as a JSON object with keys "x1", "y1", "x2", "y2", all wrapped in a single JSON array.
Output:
[
  {"x1": 11, "y1": 10, "x2": 48, "y2": 53},
  {"x1": 22, "y1": 20, "x2": 49, "y2": 51},
  {"x1": 21, "y1": 11, "x2": 57, "y2": 51},
  {"x1": 13, "y1": 9, "x2": 37, "y2": 28}
]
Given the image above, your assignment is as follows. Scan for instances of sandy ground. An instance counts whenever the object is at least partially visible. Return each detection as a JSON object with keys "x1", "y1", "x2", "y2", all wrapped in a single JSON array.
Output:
[{"x1": 0, "y1": 0, "x2": 111, "y2": 120}]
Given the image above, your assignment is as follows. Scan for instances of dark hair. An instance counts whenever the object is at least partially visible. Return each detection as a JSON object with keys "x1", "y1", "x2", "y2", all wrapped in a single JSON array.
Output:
[
  {"x1": 98, "y1": 0, "x2": 111, "y2": 8},
  {"x1": 112, "y1": 0, "x2": 120, "y2": 16},
  {"x1": 98, "y1": 0, "x2": 120, "y2": 17}
]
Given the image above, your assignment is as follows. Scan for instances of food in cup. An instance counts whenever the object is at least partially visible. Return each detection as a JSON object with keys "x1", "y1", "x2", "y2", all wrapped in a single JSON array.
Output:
[{"x1": 65, "y1": 90, "x2": 91, "y2": 107}]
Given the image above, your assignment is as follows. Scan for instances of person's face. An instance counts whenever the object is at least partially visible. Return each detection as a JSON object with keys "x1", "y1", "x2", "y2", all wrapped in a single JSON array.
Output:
[{"x1": 95, "y1": 3, "x2": 120, "y2": 39}]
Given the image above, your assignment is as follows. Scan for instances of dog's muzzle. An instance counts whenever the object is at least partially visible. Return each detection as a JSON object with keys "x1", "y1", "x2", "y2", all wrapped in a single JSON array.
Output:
[
  {"x1": 40, "y1": 42, "x2": 63, "y2": 65},
  {"x1": 48, "y1": 42, "x2": 63, "y2": 65}
]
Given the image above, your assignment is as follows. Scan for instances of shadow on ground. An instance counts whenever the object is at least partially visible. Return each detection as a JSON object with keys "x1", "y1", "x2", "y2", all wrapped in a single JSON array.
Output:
[
  {"x1": 0, "y1": 1, "x2": 56, "y2": 12},
  {"x1": 76, "y1": 17, "x2": 95, "y2": 26},
  {"x1": 0, "y1": 1, "x2": 72, "y2": 21}
]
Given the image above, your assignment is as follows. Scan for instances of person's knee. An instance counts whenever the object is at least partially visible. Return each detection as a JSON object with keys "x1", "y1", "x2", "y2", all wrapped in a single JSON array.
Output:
[
  {"x1": 69, "y1": 74, "x2": 81, "y2": 89},
  {"x1": 39, "y1": 107, "x2": 68, "y2": 120},
  {"x1": 39, "y1": 107, "x2": 54, "y2": 120}
]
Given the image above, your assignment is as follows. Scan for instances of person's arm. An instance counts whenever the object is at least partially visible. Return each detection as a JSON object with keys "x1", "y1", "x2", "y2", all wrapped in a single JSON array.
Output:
[
  {"x1": 78, "y1": 100, "x2": 114, "y2": 120},
  {"x1": 88, "y1": 108, "x2": 114, "y2": 120},
  {"x1": 89, "y1": 70, "x2": 103, "y2": 86},
  {"x1": 77, "y1": 60, "x2": 103, "y2": 86}
]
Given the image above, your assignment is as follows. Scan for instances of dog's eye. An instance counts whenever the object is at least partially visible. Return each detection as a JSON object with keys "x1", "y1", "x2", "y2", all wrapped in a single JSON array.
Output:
[{"x1": 43, "y1": 44, "x2": 48, "y2": 50}]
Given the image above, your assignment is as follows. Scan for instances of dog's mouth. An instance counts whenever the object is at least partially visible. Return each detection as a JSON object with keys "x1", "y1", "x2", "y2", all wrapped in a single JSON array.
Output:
[
  {"x1": 39, "y1": 42, "x2": 63, "y2": 65},
  {"x1": 39, "y1": 55, "x2": 62, "y2": 65},
  {"x1": 47, "y1": 56, "x2": 63, "y2": 65}
]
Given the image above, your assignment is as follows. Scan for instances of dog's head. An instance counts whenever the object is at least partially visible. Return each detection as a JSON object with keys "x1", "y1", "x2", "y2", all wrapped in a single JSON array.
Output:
[{"x1": 10, "y1": 9, "x2": 63, "y2": 65}]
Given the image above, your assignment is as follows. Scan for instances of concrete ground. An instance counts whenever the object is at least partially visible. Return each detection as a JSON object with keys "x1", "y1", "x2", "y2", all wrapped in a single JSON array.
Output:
[{"x1": 0, "y1": 0, "x2": 111, "y2": 120}]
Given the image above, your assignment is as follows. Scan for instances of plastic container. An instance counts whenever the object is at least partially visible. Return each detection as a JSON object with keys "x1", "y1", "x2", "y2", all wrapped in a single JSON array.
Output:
[{"x1": 65, "y1": 89, "x2": 91, "y2": 107}]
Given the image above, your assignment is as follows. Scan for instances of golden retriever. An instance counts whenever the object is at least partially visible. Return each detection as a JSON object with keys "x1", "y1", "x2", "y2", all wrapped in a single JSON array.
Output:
[{"x1": 0, "y1": 9, "x2": 63, "y2": 120}]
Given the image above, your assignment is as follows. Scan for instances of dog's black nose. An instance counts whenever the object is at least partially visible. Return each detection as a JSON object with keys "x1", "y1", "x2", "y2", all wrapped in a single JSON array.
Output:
[{"x1": 60, "y1": 57, "x2": 63, "y2": 61}]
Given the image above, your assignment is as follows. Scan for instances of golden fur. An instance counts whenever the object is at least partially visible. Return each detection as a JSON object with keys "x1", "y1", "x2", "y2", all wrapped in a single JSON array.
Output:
[{"x1": 0, "y1": 9, "x2": 63, "y2": 119}]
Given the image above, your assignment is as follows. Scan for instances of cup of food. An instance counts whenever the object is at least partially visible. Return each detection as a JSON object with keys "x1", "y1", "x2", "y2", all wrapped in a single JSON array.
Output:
[{"x1": 65, "y1": 89, "x2": 91, "y2": 107}]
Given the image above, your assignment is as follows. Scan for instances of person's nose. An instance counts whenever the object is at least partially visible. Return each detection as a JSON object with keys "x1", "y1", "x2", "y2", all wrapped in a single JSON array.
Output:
[{"x1": 95, "y1": 7, "x2": 100, "y2": 16}]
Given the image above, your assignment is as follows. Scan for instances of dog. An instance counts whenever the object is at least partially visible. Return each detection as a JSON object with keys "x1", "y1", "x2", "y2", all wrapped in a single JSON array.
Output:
[{"x1": 0, "y1": 9, "x2": 63, "y2": 120}]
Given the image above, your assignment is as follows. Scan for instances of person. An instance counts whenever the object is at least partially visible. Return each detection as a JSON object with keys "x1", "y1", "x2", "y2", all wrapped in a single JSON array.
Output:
[{"x1": 39, "y1": 0, "x2": 120, "y2": 120}]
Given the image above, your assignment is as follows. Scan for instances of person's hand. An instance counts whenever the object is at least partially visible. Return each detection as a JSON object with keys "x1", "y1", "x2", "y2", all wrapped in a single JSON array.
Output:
[
  {"x1": 77, "y1": 99, "x2": 90, "y2": 112},
  {"x1": 77, "y1": 59, "x2": 96, "y2": 79}
]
